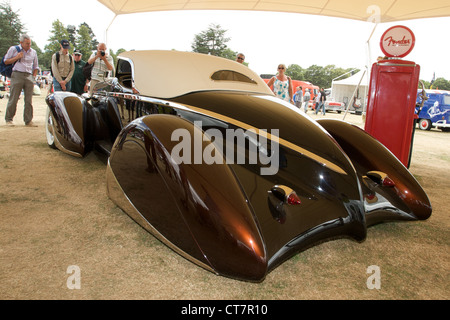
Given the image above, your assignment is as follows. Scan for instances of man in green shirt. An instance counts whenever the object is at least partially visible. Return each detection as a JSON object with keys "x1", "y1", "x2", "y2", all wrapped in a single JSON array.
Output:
[{"x1": 70, "y1": 49, "x2": 88, "y2": 95}]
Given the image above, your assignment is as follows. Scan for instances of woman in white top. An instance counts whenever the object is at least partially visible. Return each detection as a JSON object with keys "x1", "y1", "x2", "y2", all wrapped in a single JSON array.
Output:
[{"x1": 266, "y1": 64, "x2": 293, "y2": 104}]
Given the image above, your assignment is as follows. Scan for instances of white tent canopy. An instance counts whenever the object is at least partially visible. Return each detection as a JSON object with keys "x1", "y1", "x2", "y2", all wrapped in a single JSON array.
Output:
[
  {"x1": 97, "y1": 0, "x2": 450, "y2": 22},
  {"x1": 333, "y1": 70, "x2": 368, "y2": 87}
]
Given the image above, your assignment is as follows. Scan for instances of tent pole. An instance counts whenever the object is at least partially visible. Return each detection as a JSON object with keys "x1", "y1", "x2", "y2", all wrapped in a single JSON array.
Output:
[
  {"x1": 366, "y1": 23, "x2": 378, "y2": 64},
  {"x1": 341, "y1": 23, "x2": 377, "y2": 121},
  {"x1": 362, "y1": 23, "x2": 378, "y2": 118},
  {"x1": 105, "y1": 14, "x2": 118, "y2": 47}
]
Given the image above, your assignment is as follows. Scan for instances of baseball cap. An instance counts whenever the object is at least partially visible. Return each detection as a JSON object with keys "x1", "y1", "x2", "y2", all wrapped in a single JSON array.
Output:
[
  {"x1": 60, "y1": 39, "x2": 70, "y2": 49},
  {"x1": 73, "y1": 49, "x2": 82, "y2": 55}
]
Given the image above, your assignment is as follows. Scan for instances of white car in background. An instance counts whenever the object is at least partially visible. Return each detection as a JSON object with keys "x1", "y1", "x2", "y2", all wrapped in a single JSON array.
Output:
[{"x1": 323, "y1": 88, "x2": 345, "y2": 113}]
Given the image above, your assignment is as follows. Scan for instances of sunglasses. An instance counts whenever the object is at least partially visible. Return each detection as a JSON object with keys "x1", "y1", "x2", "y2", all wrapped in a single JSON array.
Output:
[
  {"x1": 237, "y1": 57, "x2": 244, "y2": 60},
  {"x1": 278, "y1": 67, "x2": 285, "y2": 69}
]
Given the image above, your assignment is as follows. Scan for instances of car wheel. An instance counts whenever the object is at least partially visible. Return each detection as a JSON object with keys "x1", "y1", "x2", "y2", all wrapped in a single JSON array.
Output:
[
  {"x1": 418, "y1": 119, "x2": 432, "y2": 131},
  {"x1": 45, "y1": 107, "x2": 57, "y2": 149}
]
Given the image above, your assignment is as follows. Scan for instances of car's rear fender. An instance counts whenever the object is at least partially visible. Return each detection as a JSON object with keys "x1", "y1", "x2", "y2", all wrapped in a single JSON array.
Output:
[{"x1": 317, "y1": 119, "x2": 432, "y2": 225}]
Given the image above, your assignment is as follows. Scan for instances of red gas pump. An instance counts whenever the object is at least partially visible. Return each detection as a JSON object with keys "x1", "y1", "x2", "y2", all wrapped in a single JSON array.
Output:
[{"x1": 365, "y1": 26, "x2": 420, "y2": 168}]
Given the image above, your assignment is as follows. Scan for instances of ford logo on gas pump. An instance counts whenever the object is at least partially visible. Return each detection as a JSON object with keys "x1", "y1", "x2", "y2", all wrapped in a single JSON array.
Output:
[{"x1": 380, "y1": 25, "x2": 415, "y2": 58}]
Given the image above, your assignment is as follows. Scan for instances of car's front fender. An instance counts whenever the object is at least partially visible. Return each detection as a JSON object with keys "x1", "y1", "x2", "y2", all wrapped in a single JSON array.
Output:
[
  {"x1": 45, "y1": 92, "x2": 91, "y2": 157},
  {"x1": 107, "y1": 114, "x2": 268, "y2": 281}
]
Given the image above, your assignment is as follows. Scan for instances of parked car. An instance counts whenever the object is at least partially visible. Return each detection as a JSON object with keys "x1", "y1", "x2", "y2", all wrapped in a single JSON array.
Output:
[
  {"x1": 324, "y1": 101, "x2": 345, "y2": 113},
  {"x1": 45, "y1": 50, "x2": 432, "y2": 282},
  {"x1": 323, "y1": 90, "x2": 345, "y2": 113},
  {"x1": 415, "y1": 89, "x2": 450, "y2": 131}
]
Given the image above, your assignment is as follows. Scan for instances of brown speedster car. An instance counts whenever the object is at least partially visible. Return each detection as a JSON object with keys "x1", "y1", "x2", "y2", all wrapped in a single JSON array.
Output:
[{"x1": 45, "y1": 50, "x2": 431, "y2": 282}]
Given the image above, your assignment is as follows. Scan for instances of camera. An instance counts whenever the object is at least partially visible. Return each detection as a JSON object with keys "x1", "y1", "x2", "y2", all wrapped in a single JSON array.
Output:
[{"x1": 100, "y1": 50, "x2": 105, "y2": 56}]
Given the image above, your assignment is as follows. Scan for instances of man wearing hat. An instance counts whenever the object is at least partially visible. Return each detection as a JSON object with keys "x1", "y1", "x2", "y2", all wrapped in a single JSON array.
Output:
[
  {"x1": 51, "y1": 39, "x2": 75, "y2": 91},
  {"x1": 70, "y1": 49, "x2": 88, "y2": 95}
]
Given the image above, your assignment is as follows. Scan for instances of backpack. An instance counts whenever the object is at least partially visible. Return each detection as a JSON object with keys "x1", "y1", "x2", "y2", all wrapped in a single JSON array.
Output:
[
  {"x1": 0, "y1": 45, "x2": 21, "y2": 78},
  {"x1": 50, "y1": 52, "x2": 73, "y2": 76},
  {"x1": 82, "y1": 62, "x2": 93, "y2": 80}
]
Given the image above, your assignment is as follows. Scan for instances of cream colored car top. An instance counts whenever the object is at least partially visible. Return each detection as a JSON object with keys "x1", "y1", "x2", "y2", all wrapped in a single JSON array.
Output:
[{"x1": 118, "y1": 50, "x2": 273, "y2": 98}]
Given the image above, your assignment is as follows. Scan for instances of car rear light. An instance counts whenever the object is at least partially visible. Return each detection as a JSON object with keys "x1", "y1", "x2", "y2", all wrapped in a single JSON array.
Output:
[
  {"x1": 268, "y1": 185, "x2": 301, "y2": 224},
  {"x1": 287, "y1": 192, "x2": 301, "y2": 205},
  {"x1": 366, "y1": 171, "x2": 396, "y2": 187},
  {"x1": 270, "y1": 185, "x2": 301, "y2": 205},
  {"x1": 382, "y1": 176, "x2": 396, "y2": 187}
]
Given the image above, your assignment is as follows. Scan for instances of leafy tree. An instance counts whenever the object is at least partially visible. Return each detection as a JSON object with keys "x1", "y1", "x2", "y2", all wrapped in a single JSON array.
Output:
[
  {"x1": 294, "y1": 64, "x2": 357, "y2": 88},
  {"x1": 67, "y1": 25, "x2": 77, "y2": 47},
  {"x1": 191, "y1": 24, "x2": 231, "y2": 57},
  {"x1": 76, "y1": 24, "x2": 95, "y2": 58},
  {"x1": 220, "y1": 48, "x2": 237, "y2": 61},
  {"x1": 40, "y1": 20, "x2": 99, "y2": 70},
  {"x1": 0, "y1": 1, "x2": 24, "y2": 54},
  {"x1": 286, "y1": 64, "x2": 304, "y2": 80},
  {"x1": 109, "y1": 48, "x2": 127, "y2": 66},
  {"x1": 79, "y1": 22, "x2": 98, "y2": 51},
  {"x1": 430, "y1": 77, "x2": 450, "y2": 90},
  {"x1": 40, "y1": 19, "x2": 70, "y2": 69},
  {"x1": 303, "y1": 65, "x2": 327, "y2": 87}
]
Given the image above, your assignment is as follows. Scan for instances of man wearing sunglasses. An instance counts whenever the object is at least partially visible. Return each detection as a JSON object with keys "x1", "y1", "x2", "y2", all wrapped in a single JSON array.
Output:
[{"x1": 236, "y1": 53, "x2": 245, "y2": 64}]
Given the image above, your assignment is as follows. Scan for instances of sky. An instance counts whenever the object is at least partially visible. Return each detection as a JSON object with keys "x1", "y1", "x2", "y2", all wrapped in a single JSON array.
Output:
[{"x1": 8, "y1": 0, "x2": 450, "y2": 82}]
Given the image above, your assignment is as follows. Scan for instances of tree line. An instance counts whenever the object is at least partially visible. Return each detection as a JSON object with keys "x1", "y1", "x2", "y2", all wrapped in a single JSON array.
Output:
[
  {"x1": 2, "y1": 3, "x2": 448, "y2": 90},
  {"x1": 191, "y1": 23, "x2": 450, "y2": 90},
  {"x1": 191, "y1": 24, "x2": 356, "y2": 89}
]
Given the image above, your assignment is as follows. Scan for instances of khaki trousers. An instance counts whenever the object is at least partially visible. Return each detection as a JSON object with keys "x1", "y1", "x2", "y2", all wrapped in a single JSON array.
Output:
[
  {"x1": 5, "y1": 71, "x2": 35, "y2": 124},
  {"x1": 89, "y1": 79, "x2": 100, "y2": 95}
]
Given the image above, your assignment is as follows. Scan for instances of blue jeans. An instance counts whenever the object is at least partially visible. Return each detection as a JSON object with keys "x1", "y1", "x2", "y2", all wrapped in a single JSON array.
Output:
[
  {"x1": 315, "y1": 102, "x2": 325, "y2": 115},
  {"x1": 53, "y1": 77, "x2": 71, "y2": 92}
]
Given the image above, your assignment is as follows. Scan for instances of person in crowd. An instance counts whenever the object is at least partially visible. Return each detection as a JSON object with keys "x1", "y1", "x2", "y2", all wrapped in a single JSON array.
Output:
[
  {"x1": 70, "y1": 49, "x2": 88, "y2": 95},
  {"x1": 303, "y1": 88, "x2": 311, "y2": 113},
  {"x1": 236, "y1": 53, "x2": 245, "y2": 64},
  {"x1": 315, "y1": 87, "x2": 327, "y2": 115},
  {"x1": 87, "y1": 43, "x2": 114, "y2": 95},
  {"x1": 266, "y1": 64, "x2": 293, "y2": 103},
  {"x1": 51, "y1": 39, "x2": 75, "y2": 92},
  {"x1": 4, "y1": 34, "x2": 39, "y2": 126},
  {"x1": 314, "y1": 90, "x2": 320, "y2": 112},
  {"x1": 294, "y1": 86, "x2": 303, "y2": 109}
]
